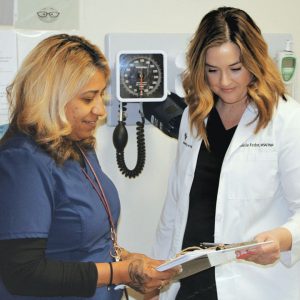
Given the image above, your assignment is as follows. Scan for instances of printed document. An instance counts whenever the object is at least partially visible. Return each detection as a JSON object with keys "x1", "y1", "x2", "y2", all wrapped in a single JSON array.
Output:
[{"x1": 0, "y1": 30, "x2": 17, "y2": 125}]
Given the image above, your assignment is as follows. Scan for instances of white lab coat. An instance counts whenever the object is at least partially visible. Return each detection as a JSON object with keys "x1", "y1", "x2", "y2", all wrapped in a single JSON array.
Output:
[{"x1": 152, "y1": 97, "x2": 300, "y2": 300}]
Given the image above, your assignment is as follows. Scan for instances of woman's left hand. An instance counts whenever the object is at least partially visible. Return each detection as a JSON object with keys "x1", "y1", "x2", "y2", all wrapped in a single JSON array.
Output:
[
  {"x1": 236, "y1": 227, "x2": 292, "y2": 265},
  {"x1": 115, "y1": 251, "x2": 181, "y2": 294}
]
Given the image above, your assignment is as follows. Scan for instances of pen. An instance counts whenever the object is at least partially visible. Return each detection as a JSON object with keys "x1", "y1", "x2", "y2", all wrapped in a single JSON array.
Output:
[{"x1": 201, "y1": 242, "x2": 220, "y2": 246}]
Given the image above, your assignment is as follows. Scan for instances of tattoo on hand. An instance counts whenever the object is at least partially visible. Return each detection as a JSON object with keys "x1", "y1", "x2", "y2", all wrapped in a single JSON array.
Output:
[{"x1": 128, "y1": 259, "x2": 150, "y2": 293}]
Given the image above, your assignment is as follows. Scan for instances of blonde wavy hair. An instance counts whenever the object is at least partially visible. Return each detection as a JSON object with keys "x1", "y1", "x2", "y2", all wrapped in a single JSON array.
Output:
[
  {"x1": 2, "y1": 34, "x2": 110, "y2": 163},
  {"x1": 182, "y1": 7, "x2": 286, "y2": 145}
]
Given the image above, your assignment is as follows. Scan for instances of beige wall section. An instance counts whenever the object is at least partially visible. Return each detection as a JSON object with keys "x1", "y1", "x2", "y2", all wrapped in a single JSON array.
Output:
[{"x1": 79, "y1": 1, "x2": 300, "y2": 298}]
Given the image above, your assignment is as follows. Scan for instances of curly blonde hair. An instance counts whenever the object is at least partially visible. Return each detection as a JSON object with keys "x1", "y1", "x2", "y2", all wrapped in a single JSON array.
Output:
[
  {"x1": 3, "y1": 34, "x2": 110, "y2": 163},
  {"x1": 182, "y1": 7, "x2": 286, "y2": 145}
]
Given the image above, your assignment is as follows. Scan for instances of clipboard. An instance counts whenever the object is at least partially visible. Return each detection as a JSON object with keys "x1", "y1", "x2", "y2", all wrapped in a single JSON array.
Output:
[{"x1": 156, "y1": 241, "x2": 273, "y2": 280}]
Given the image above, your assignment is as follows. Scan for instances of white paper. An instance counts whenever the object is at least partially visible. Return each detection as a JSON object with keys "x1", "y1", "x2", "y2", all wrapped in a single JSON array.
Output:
[
  {"x1": 0, "y1": 30, "x2": 17, "y2": 125},
  {"x1": 0, "y1": 0, "x2": 14, "y2": 25},
  {"x1": 14, "y1": 0, "x2": 79, "y2": 30}
]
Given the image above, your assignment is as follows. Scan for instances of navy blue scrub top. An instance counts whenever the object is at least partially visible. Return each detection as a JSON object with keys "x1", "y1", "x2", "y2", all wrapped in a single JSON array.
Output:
[{"x1": 0, "y1": 133, "x2": 123, "y2": 300}]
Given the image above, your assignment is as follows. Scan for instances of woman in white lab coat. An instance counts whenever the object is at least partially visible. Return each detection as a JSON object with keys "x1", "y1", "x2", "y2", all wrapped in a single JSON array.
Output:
[{"x1": 145, "y1": 6, "x2": 300, "y2": 300}]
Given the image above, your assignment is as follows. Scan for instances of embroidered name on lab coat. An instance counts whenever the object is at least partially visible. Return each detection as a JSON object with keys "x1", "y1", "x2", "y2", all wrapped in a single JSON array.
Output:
[{"x1": 240, "y1": 142, "x2": 274, "y2": 148}]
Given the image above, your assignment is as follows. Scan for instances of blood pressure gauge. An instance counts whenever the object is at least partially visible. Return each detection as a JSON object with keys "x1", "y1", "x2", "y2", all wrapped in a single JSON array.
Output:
[{"x1": 116, "y1": 50, "x2": 167, "y2": 102}]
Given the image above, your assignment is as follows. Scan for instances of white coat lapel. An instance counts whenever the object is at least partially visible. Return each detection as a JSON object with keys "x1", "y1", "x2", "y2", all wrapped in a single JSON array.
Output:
[{"x1": 225, "y1": 103, "x2": 258, "y2": 159}]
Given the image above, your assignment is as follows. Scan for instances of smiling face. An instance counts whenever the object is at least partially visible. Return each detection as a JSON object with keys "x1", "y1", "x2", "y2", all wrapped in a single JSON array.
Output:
[
  {"x1": 65, "y1": 70, "x2": 107, "y2": 141},
  {"x1": 205, "y1": 42, "x2": 252, "y2": 106}
]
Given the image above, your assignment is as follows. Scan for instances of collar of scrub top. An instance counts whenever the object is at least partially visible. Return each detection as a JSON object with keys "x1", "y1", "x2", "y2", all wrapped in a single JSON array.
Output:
[{"x1": 77, "y1": 144, "x2": 122, "y2": 261}]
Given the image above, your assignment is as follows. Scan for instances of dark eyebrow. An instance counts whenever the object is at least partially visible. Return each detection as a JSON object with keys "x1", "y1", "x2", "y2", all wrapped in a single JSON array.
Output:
[
  {"x1": 229, "y1": 61, "x2": 242, "y2": 67},
  {"x1": 205, "y1": 61, "x2": 241, "y2": 68}
]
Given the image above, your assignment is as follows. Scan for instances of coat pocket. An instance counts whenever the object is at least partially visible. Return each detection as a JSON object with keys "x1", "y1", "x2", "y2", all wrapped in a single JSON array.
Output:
[{"x1": 227, "y1": 151, "x2": 278, "y2": 200}]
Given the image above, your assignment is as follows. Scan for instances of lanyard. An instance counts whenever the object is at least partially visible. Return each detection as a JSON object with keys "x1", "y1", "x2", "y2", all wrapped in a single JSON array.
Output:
[{"x1": 77, "y1": 145, "x2": 122, "y2": 261}]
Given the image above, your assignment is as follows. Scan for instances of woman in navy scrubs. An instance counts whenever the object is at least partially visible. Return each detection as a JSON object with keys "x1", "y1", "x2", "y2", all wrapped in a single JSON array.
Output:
[{"x1": 0, "y1": 34, "x2": 178, "y2": 300}]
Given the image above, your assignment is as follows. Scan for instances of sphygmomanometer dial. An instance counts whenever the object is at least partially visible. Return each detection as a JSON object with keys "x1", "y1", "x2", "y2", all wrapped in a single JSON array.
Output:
[{"x1": 116, "y1": 51, "x2": 167, "y2": 102}]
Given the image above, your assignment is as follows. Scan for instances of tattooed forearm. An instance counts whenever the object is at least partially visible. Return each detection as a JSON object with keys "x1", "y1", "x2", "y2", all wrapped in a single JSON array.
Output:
[{"x1": 127, "y1": 259, "x2": 151, "y2": 293}]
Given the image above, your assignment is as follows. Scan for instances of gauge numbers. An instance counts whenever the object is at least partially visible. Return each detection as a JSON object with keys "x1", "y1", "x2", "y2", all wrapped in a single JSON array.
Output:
[{"x1": 116, "y1": 51, "x2": 167, "y2": 102}]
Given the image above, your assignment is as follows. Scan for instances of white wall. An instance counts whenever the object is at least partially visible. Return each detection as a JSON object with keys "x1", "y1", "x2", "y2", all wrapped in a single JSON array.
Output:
[{"x1": 79, "y1": 2, "x2": 300, "y2": 297}]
